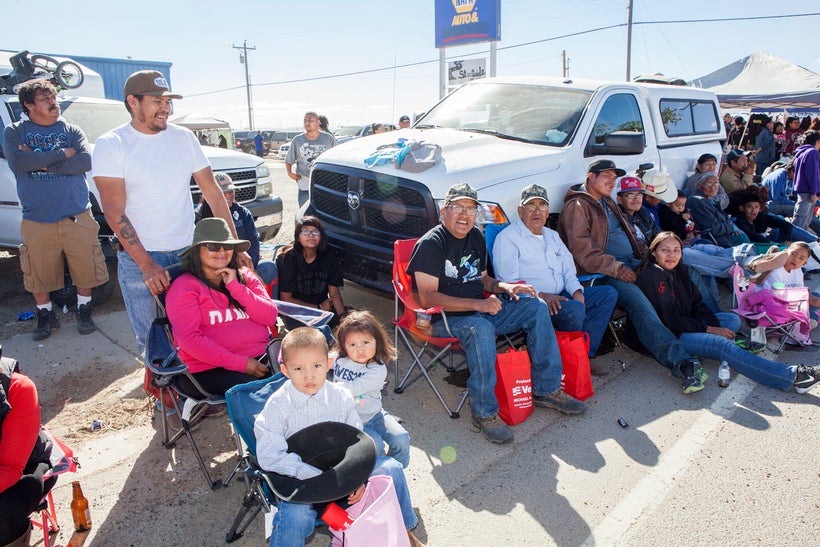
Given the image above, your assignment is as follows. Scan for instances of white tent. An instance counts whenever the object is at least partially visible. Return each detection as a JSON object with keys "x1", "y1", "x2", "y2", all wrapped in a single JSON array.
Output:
[
  {"x1": 691, "y1": 51, "x2": 820, "y2": 110},
  {"x1": 170, "y1": 112, "x2": 231, "y2": 130}
]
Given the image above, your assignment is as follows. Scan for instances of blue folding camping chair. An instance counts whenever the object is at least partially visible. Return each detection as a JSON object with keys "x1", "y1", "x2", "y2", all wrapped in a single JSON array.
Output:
[{"x1": 224, "y1": 372, "x2": 289, "y2": 542}]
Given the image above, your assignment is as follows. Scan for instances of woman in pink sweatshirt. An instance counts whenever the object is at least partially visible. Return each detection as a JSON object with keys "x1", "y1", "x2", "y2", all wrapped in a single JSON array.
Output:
[{"x1": 167, "y1": 218, "x2": 278, "y2": 397}]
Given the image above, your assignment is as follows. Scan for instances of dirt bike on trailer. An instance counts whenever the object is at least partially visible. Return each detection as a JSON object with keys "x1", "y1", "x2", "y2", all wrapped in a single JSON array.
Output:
[{"x1": 0, "y1": 50, "x2": 84, "y2": 95}]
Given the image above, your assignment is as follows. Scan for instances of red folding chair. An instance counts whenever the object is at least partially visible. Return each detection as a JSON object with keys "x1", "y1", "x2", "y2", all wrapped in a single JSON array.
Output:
[{"x1": 392, "y1": 239, "x2": 468, "y2": 418}]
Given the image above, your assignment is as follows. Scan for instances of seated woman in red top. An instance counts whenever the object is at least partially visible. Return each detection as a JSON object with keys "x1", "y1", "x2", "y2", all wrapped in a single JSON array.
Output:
[
  {"x1": 167, "y1": 218, "x2": 278, "y2": 398},
  {"x1": 0, "y1": 354, "x2": 53, "y2": 547}
]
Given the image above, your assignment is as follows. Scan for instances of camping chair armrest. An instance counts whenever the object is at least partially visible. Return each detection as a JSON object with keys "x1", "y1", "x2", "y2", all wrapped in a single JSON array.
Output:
[{"x1": 146, "y1": 353, "x2": 188, "y2": 376}]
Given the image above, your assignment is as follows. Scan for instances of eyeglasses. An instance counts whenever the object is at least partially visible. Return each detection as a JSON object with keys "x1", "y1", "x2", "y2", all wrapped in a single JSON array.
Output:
[
  {"x1": 701, "y1": 181, "x2": 719, "y2": 188},
  {"x1": 621, "y1": 192, "x2": 644, "y2": 200},
  {"x1": 300, "y1": 229, "x2": 321, "y2": 237},
  {"x1": 522, "y1": 203, "x2": 549, "y2": 212},
  {"x1": 204, "y1": 243, "x2": 235, "y2": 252},
  {"x1": 446, "y1": 204, "x2": 478, "y2": 215}
]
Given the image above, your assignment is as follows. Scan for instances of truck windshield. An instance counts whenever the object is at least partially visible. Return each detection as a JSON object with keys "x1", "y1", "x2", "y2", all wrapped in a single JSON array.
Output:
[
  {"x1": 10, "y1": 100, "x2": 131, "y2": 143},
  {"x1": 418, "y1": 83, "x2": 592, "y2": 147}
]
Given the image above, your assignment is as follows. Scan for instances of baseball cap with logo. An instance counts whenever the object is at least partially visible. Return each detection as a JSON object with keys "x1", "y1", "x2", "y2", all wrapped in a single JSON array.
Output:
[
  {"x1": 519, "y1": 184, "x2": 550, "y2": 205},
  {"x1": 726, "y1": 148, "x2": 751, "y2": 163},
  {"x1": 641, "y1": 170, "x2": 678, "y2": 203},
  {"x1": 123, "y1": 70, "x2": 183, "y2": 99},
  {"x1": 444, "y1": 182, "x2": 479, "y2": 205},
  {"x1": 214, "y1": 171, "x2": 237, "y2": 192},
  {"x1": 399, "y1": 115, "x2": 411, "y2": 123},
  {"x1": 617, "y1": 176, "x2": 644, "y2": 194},
  {"x1": 587, "y1": 159, "x2": 626, "y2": 177}
]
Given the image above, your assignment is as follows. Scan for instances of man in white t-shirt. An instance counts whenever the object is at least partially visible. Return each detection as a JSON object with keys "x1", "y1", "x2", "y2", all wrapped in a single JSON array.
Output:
[{"x1": 92, "y1": 70, "x2": 239, "y2": 355}]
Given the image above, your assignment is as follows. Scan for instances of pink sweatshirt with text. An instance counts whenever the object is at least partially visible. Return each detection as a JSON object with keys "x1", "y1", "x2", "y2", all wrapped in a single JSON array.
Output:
[{"x1": 166, "y1": 269, "x2": 278, "y2": 374}]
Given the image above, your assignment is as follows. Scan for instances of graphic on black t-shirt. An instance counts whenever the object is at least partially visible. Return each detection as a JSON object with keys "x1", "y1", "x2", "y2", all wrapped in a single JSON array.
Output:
[{"x1": 445, "y1": 254, "x2": 481, "y2": 284}]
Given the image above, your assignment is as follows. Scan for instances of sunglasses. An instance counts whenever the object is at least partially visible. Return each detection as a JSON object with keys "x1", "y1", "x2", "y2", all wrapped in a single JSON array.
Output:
[{"x1": 203, "y1": 243, "x2": 236, "y2": 252}]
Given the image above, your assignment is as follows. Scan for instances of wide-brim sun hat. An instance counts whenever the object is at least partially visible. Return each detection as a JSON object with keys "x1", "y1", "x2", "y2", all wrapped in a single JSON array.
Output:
[
  {"x1": 266, "y1": 421, "x2": 377, "y2": 504},
  {"x1": 180, "y1": 218, "x2": 250, "y2": 269},
  {"x1": 641, "y1": 170, "x2": 678, "y2": 203}
]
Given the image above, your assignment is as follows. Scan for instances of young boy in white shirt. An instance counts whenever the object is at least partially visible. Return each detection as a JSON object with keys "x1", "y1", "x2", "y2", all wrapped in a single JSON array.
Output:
[{"x1": 254, "y1": 327, "x2": 423, "y2": 546}]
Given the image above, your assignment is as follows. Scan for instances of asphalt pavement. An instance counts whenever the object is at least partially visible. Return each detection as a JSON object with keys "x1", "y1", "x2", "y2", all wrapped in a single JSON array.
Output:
[{"x1": 3, "y1": 161, "x2": 819, "y2": 546}]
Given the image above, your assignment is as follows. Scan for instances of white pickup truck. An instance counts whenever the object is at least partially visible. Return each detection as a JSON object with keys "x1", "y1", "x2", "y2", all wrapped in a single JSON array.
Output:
[{"x1": 308, "y1": 76, "x2": 725, "y2": 291}]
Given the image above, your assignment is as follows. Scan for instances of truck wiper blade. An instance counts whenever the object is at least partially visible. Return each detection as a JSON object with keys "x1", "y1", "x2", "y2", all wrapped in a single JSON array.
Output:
[
  {"x1": 462, "y1": 128, "x2": 537, "y2": 144},
  {"x1": 414, "y1": 123, "x2": 440, "y2": 129}
]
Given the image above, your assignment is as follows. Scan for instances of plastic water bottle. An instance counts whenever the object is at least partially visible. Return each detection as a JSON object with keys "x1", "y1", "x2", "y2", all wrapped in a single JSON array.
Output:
[{"x1": 718, "y1": 361, "x2": 731, "y2": 388}]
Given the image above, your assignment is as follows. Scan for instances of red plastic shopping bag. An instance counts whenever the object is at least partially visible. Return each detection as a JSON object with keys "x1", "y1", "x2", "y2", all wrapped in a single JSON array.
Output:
[
  {"x1": 494, "y1": 347, "x2": 534, "y2": 425},
  {"x1": 556, "y1": 331, "x2": 594, "y2": 401}
]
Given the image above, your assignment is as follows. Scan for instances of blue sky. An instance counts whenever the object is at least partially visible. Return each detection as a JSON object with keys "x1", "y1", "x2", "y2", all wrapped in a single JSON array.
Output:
[{"x1": 3, "y1": 0, "x2": 818, "y2": 130}]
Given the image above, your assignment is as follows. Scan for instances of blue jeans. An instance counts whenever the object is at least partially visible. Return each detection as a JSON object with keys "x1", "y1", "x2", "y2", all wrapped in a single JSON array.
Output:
[
  {"x1": 432, "y1": 296, "x2": 563, "y2": 419},
  {"x1": 364, "y1": 410, "x2": 411, "y2": 469},
  {"x1": 118, "y1": 248, "x2": 185, "y2": 357},
  {"x1": 269, "y1": 455, "x2": 417, "y2": 546},
  {"x1": 682, "y1": 244, "x2": 735, "y2": 277},
  {"x1": 297, "y1": 189, "x2": 309, "y2": 208},
  {"x1": 769, "y1": 202, "x2": 820, "y2": 234},
  {"x1": 602, "y1": 277, "x2": 691, "y2": 371},
  {"x1": 793, "y1": 193, "x2": 815, "y2": 230},
  {"x1": 678, "y1": 312, "x2": 796, "y2": 391},
  {"x1": 550, "y1": 286, "x2": 617, "y2": 357}
]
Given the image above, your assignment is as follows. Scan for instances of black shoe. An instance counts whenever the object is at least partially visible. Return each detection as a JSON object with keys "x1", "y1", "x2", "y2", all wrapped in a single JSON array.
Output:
[
  {"x1": 533, "y1": 390, "x2": 587, "y2": 415},
  {"x1": 77, "y1": 303, "x2": 97, "y2": 335},
  {"x1": 470, "y1": 413, "x2": 514, "y2": 444},
  {"x1": 678, "y1": 359, "x2": 705, "y2": 394},
  {"x1": 794, "y1": 365, "x2": 820, "y2": 394},
  {"x1": 32, "y1": 308, "x2": 60, "y2": 340}
]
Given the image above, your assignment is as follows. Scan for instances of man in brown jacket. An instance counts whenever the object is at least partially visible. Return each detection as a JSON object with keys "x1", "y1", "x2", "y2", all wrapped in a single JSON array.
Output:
[{"x1": 557, "y1": 159, "x2": 705, "y2": 393}]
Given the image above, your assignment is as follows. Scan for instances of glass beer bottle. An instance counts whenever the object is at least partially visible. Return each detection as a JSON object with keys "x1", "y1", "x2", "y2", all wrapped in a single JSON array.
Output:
[{"x1": 70, "y1": 481, "x2": 92, "y2": 531}]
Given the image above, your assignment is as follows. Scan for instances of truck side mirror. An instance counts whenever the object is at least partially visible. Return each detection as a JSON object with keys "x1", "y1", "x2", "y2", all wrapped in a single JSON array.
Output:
[{"x1": 585, "y1": 131, "x2": 645, "y2": 157}]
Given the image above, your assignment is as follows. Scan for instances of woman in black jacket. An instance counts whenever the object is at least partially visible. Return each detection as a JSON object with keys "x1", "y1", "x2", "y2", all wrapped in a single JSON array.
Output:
[{"x1": 636, "y1": 232, "x2": 818, "y2": 394}]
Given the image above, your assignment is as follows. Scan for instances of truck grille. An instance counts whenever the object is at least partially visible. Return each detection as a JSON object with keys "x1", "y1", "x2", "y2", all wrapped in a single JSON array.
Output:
[
  {"x1": 311, "y1": 167, "x2": 436, "y2": 241},
  {"x1": 310, "y1": 165, "x2": 440, "y2": 291},
  {"x1": 189, "y1": 169, "x2": 257, "y2": 205}
]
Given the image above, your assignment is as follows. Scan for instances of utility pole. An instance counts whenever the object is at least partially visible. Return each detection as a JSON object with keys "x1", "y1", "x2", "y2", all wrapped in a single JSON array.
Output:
[
  {"x1": 232, "y1": 40, "x2": 256, "y2": 130},
  {"x1": 626, "y1": 0, "x2": 633, "y2": 81},
  {"x1": 562, "y1": 50, "x2": 570, "y2": 78}
]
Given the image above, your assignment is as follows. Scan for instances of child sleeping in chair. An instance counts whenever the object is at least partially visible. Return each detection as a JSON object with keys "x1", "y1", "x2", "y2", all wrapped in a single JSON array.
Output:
[{"x1": 253, "y1": 327, "x2": 423, "y2": 547}]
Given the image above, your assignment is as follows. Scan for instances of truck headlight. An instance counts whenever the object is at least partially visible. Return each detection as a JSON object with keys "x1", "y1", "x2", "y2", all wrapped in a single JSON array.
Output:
[
  {"x1": 435, "y1": 200, "x2": 509, "y2": 226},
  {"x1": 257, "y1": 180, "x2": 272, "y2": 197},
  {"x1": 256, "y1": 163, "x2": 270, "y2": 178}
]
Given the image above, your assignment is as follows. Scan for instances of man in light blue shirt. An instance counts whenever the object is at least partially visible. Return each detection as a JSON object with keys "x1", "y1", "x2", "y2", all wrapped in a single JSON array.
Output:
[{"x1": 493, "y1": 184, "x2": 618, "y2": 372}]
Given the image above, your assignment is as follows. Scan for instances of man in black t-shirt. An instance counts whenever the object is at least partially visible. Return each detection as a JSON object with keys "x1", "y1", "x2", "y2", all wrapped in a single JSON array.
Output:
[{"x1": 407, "y1": 183, "x2": 586, "y2": 445}]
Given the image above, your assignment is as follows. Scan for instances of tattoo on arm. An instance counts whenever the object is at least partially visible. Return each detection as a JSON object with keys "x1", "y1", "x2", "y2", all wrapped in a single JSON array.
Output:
[{"x1": 118, "y1": 215, "x2": 140, "y2": 246}]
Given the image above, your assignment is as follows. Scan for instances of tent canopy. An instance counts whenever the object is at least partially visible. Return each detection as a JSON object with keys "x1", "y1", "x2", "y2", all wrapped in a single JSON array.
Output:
[
  {"x1": 691, "y1": 51, "x2": 820, "y2": 109},
  {"x1": 170, "y1": 112, "x2": 231, "y2": 130}
]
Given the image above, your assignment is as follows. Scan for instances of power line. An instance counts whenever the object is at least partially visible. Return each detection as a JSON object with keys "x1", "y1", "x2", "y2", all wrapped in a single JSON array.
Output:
[{"x1": 186, "y1": 12, "x2": 820, "y2": 98}]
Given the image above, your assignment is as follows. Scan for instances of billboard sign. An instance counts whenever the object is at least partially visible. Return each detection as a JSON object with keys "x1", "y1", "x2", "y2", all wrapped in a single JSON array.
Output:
[
  {"x1": 435, "y1": 0, "x2": 501, "y2": 48},
  {"x1": 448, "y1": 59, "x2": 487, "y2": 86}
]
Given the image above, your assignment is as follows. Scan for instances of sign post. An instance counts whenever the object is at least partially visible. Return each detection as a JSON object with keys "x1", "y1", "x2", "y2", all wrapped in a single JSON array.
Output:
[{"x1": 435, "y1": 0, "x2": 501, "y2": 98}]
